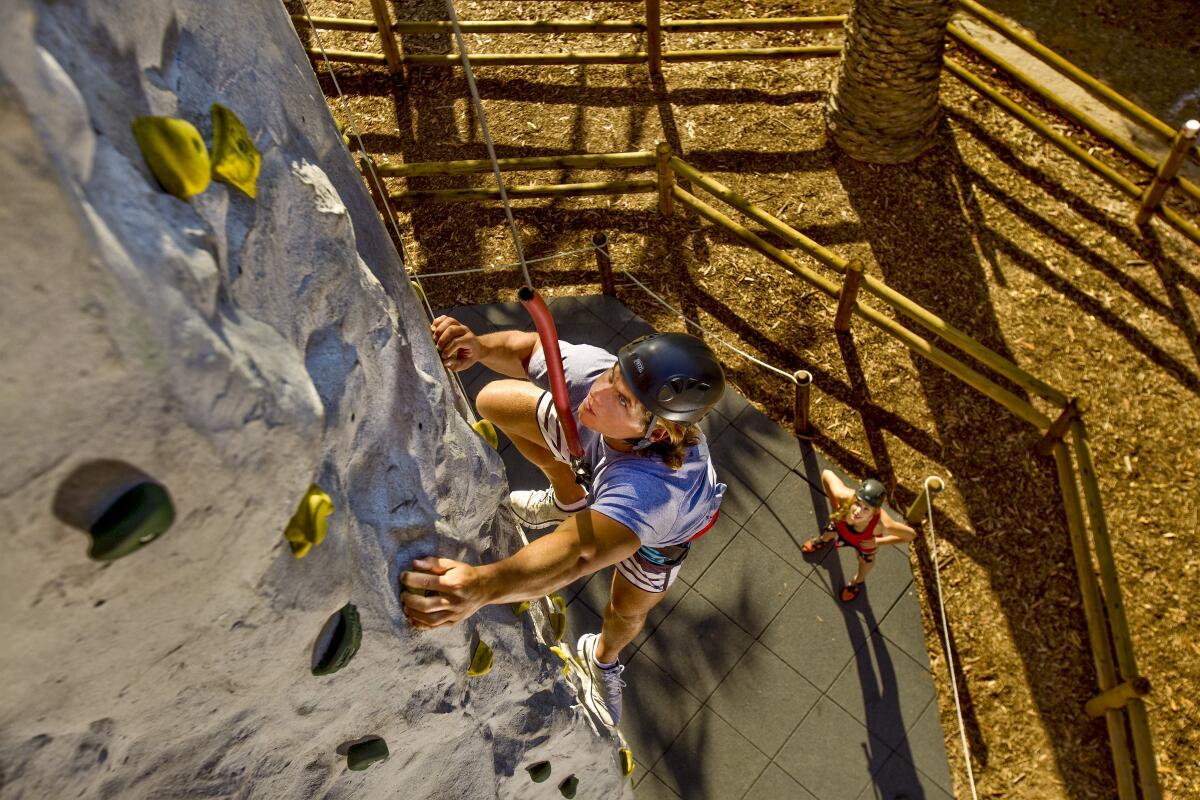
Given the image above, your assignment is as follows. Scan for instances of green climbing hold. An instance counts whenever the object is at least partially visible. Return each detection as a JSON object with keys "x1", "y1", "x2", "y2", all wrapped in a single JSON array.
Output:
[
  {"x1": 131, "y1": 116, "x2": 211, "y2": 199},
  {"x1": 411, "y1": 282, "x2": 427, "y2": 306},
  {"x1": 346, "y1": 737, "x2": 389, "y2": 771},
  {"x1": 88, "y1": 482, "x2": 175, "y2": 561},
  {"x1": 619, "y1": 747, "x2": 635, "y2": 778},
  {"x1": 471, "y1": 419, "x2": 499, "y2": 450},
  {"x1": 526, "y1": 761, "x2": 551, "y2": 783},
  {"x1": 558, "y1": 775, "x2": 578, "y2": 799},
  {"x1": 549, "y1": 611, "x2": 567, "y2": 643},
  {"x1": 467, "y1": 639, "x2": 493, "y2": 677},
  {"x1": 311, "y1": 604, "x2": 361, "y2": 676},
  {"x1": 210, "y1": 103, "x2": 261, "y2": 198},
  {"x1": 550, "y1": 593, "x2": 566, "y2": 613},
  {"x1": 510, "y1": 600, "x2": 530, "y2": 616},
  {"x1": 283, "y1": 484, "x2": 333, "y2": 559}
]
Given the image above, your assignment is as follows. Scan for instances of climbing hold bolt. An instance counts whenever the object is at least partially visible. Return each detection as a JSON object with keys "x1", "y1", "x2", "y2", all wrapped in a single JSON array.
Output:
[
  {"x1": 88, "y1": 481, "x2": 175, "y2": 561},
  {"x1": 471, "y1": 419, "x2": 499, "y2": 450},
  {"x1": 131, "y1": 116, "x2": 211, "y2": 199},
  {"x1": 526, "y1": 761, "x2": 551, "y2": 783},
  {"x1": 558, "y1": 775, "x2": 578, "y2": 799},
  {"x1": 467, "y1": 639, "x2": 493, "y2": 677},
  {"x1": 619, "y1": 748, "x2": 635, "y2": 778},
  {"x1": 311, "y1": 603, "x2": 361, "y2": 676},
  {"x1": 283, "y1": 484, "x2": 333, "y2": 559},
  {"x1": 346, "y1": 737, "x2": 389, "y2": 771},
  {"x1": 210, "y1": 103, "x2": 261, "y2": 198}
]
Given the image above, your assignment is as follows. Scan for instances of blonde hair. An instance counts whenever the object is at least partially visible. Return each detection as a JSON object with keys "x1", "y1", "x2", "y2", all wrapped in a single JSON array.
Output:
[
  {"x1": 829, "y1": 495, "x2": 857, "y2": 523},
  {"x1": 639, "y1": 418, "x2": 702, "y2": 470}
]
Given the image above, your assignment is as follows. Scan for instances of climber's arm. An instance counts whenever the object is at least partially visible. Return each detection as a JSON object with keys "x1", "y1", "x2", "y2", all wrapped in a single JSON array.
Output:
[
  {"x1": 432, "y1": 315, "x2": 541, "y2": 378},
  {"x1": 400, "y1": 510, "x2": 640, "y2": 629}
]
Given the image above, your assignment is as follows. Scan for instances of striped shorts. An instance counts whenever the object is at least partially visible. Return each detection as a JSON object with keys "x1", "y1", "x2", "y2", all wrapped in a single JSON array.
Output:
[{"x1": 535, "y1": 391, "x2": 573, "y2": 465}]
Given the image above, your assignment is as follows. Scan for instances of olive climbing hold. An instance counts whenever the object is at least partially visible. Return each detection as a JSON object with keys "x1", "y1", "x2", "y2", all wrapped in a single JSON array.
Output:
[
  {"x1": 311, "y1": 604, "x2": 361, "y2": 676},
  {"x1": 619, "y1": 747, "x2": 635, "y2": 778},
  {"x1": 346, "y1": 737, "x2": 388, "y2": 771},
  {"x1": 283, "y1": 484, "x2": 333, "y2": 559},
  {"x1": 471, "y1": 419, "x2": 499, "y2": 450},
  {"x1": 526, "y1": 761, "x2": 551, "y2": 783},
  {"x1": 210, "y1": 103, "x2": 261, "y2": 198},
  {"x1": 510, "y1": 600, "x2": 530, "y2": 616},
  {"x1": 558, "y1": 775, "x2": 578, "y2": 798},
  {"x1": 87, "y1": 481, "x2": 175, "y2": 561},
  {"x1": 411, "y1": 282, "x2": 427, "y2": 305},
  {"x1": 131, "y1": 116, "x2": 211, "y2": 199},
  {"x1": 548, "y1": 593, "x2": 567, "y2": 642},
  {"x1": 467, "y1": 639, "x2": 493, "y2": 677},
  {"x1": 548, "y1": 645, "x2": 571, "y2": 677}
]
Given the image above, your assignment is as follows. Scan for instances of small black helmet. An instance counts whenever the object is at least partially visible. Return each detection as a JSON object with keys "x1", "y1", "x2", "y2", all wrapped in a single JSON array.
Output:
[
  {"x1": 617, "y1": 333, "x2": 725, "y2": 424},
  {"x1": 855, "y1": 479, "x2": 887, "y2": 508}
]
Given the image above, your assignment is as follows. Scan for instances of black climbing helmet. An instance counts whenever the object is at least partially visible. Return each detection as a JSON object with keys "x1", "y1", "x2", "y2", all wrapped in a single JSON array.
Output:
[
  {"x1": 617, "y1": 333, "x2": 725, "y2": 424},
  {"x1": 855, "y1": 479, "x2": 887, "y2": 508}
]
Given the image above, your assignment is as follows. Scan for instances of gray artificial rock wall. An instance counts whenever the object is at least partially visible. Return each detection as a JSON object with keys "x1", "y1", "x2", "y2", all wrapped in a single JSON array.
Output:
[{"x1": 0, "y1": 1, "x2": 626, "y2": 797}]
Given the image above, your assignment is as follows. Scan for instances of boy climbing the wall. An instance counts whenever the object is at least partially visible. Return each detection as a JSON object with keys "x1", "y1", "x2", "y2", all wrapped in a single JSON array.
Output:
[{"x1": 401, "y1": 315, "x2": 726, "y2": 729}]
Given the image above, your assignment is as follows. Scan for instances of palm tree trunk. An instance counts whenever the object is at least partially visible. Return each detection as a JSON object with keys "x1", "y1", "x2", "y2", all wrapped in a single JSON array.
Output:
[{"x1": 826, "y1": 0, "x2": 953, "y2": 163}]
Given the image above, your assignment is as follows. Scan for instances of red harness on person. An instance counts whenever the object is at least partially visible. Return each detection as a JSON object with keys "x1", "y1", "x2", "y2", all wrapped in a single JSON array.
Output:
[
  {"x1": 687, "y1": 511, "x2": 720, "y2": 541},
  {"x1": 836, "y1": 512, "x2": 879, "y2": 553}
]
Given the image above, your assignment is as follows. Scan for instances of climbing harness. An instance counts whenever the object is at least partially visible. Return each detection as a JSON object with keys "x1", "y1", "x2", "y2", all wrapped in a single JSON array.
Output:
[{"x1": 924, "y1": 476, "x2": 979, "y2": 800}]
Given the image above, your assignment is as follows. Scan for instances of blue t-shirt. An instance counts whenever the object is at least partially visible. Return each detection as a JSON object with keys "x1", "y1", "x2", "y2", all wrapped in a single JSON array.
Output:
[{"x1": 528, "y1": 341, "x2": 725, "y2": 548}]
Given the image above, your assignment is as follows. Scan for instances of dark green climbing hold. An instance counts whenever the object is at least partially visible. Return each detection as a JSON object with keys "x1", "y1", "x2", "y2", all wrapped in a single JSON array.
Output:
[
  {"x1": 311, "y1": 604, "x2": 361, "y2": 676},
  {"x1": 88, "y1": 482, "x2": 175, "y2": 561},
  {"x1": 131, "y1": 116, "x2": 211, "y2": 199},
  {"x1": 527, "y1": 761, "x2": 551, "y2": 783},
  {"x1": 347, "y1": 737, "x2": 388, "y2": 771},
  {"x1": 210, "y1": 103, "x2": 261, "y2": 198},
  {"x1": 558, "y1": 775, "x2": 578, "y2": 799}
]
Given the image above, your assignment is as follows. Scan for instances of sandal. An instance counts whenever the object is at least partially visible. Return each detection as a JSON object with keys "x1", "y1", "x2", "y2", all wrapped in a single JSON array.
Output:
[
  {"x1": 840, "y1": 581, "x2": 864, "y2": 603},
  {"x1": 802, "y1": 535, "x2": 835, "y2": 554}
]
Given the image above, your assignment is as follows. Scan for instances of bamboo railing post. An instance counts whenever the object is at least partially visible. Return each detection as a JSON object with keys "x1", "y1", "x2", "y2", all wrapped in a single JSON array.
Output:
[
  {"x1": 1035, "y1": 397, "x2": 1087, "y2": 457},
  {"x1": 834, "y1": 259, "x2": 865, "y2": 332},
  {"x1": 905, "y1": 476, "x2": 944, "y2": 525},
  {"x1": 593, "y1": 233, "x2": 614, "y2": 296},
  {"x1": 646, "y1": 0, "x2": 663, "y2": 74},
  {"x1": 359, "y1": 156, "x2": 396, "y2": 223},
  {"x1": 367, "y1": 0, "x2": 403, "y2": 74},
  {"x1": 1051, "y1": 442, "x2": 1138, "y2": 800},
  {"x1": 655, "y1": 142, "x2": 675, "y2": 216},
  {"x1": 1086, "y1": 677, "x2": 1152, "y2": 719},
  {"x1": 1135, "y1": 119, "x2": 1199, "y2": 226},
  {"x1": 793, "y1": 370, "x2": 813, "y2": 438}
]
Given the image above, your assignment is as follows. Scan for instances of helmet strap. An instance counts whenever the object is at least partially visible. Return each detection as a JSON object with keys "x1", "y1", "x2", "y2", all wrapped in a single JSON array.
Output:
[{"x1": 626, "y1": 414, "x2": 661, "y2": 451}]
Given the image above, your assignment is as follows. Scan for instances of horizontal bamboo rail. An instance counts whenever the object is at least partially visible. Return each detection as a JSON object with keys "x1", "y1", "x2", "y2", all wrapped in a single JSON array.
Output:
[
  {"x1": 304, "y1": 47, "x2": 843, "y2": 67},
  {"x1": 669, "y1": 157, "x2": 1069, "y2": 405},
  {"x1": 672, "y1": 185, "x2": 1052, "y2": 430},
  {"x1": 947, "y1": 24, "x2": 1200, "y2": 209},
  {"x1": 291, "y1": 14, "x2": 847, "y2": 35},
  {"x1": 389, "y1": 178, "x2": 657, "y2": 206},
  {"x1": 1051, "y1": 442, "x2": 1138, "y2": 800},
  {"x1": 1071, "y1": 419, "x2": 1162, "y2": 800},
  {"x1": 944, "y1": 59, "x2": 1200, "y2": 248},
  {"x1": 373, "y1": 151, "x2": 655, "y2": 178},
  {"x1": 309, "y1": 48, "x2": 388, "y2": 66},
  {"x1": 954, "y1": 0, "x2": 1189, "y2": 153}
]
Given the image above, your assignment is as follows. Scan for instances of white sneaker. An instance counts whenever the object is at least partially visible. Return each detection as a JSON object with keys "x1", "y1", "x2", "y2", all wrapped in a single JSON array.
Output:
[
  {"x1": 576, "y1": 633, "x2": 625, "y2": 727},
  {"x1": 508, "y1": 488, "x2": 582, "y2": 529}
]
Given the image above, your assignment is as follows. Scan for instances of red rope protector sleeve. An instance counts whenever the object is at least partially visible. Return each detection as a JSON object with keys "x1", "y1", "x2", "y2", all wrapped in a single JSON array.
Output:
[{"x1": 518, "y1": 288, "x2": 592, "y2": 486}]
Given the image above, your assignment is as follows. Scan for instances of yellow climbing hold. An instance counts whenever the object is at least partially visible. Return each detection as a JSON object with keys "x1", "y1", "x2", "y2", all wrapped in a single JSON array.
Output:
[
  {"x1": 548, "y1": 645, "x2": 571, "y2": 677},
  {"x1": 411, "y1": 281, "x2": 428, "y2": 305},
  {"x1": 472, "y1": 419, "x2": 499, "y2": 450},
  {"x1": 550, "y1": 593, "x2": 566, "y2": 613},
  {"x1": 549, "y1": 611, "x2": 567, "y2": 643},
  {"x1": 510, "y1": 600, "x2": 530, "y2": 616},
  {"x1": 619, "y1": 748, "x2": 635, "y2": 778},
  {"x1": 467, "y1": 639, "x2": 494, "y2": 677},
  {"x1": 283, "y1": 484, "x2": 334, "y2": 559},
  {"x1": 131, "y1": 116, "x2": 211, "y2": 199},
  {"x1": 210, "y1": 103, "x2": 261, "y2": 198}
]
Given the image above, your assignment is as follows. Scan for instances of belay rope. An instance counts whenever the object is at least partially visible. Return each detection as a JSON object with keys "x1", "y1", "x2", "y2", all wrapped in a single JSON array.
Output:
[
  {"x1": 924, "y1": 476, "x2": 979, "y2": 800},
  {"x1": 442, "y1": 0, "x2": 592, "y2": 489}
]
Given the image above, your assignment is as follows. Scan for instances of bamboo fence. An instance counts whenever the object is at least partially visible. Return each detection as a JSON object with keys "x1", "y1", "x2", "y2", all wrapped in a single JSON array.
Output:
[{"x1": 292, "y1": 1, "x2": 1200, "y2": 793}]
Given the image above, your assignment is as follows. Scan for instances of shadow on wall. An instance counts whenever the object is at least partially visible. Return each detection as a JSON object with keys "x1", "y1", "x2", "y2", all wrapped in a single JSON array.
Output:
[{"x1": 832, "y1": 125, "x2": 1113, "y2": 798}]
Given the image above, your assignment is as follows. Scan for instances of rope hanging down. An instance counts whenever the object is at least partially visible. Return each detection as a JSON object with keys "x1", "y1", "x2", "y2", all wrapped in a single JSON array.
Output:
[
  {"x1": 442, "y1": 0, "x2": 589, "y2": 486},
  {"x1": 924, "y1": 476, "x2": 979, "y2": 800}
]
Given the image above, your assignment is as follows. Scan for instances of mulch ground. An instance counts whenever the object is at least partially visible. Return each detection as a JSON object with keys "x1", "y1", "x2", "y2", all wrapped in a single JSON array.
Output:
[{"x1": 288, "y1": 0, "x2": 1200, "y2": 796}]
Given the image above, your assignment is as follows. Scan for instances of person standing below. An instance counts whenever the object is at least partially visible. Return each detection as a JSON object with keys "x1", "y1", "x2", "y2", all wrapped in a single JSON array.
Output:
[
  {"x1": 803, "y1": 473, "x2": 916, "y2": 602},
  {"x1": 401, "y1": 315, "x2": 726, "y2": 728}
]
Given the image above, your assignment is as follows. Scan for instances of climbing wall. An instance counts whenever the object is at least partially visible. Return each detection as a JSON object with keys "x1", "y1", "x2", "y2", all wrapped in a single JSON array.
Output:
[{"x1": 0, "y1": 1, "x2": 628, "y2": 797}]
